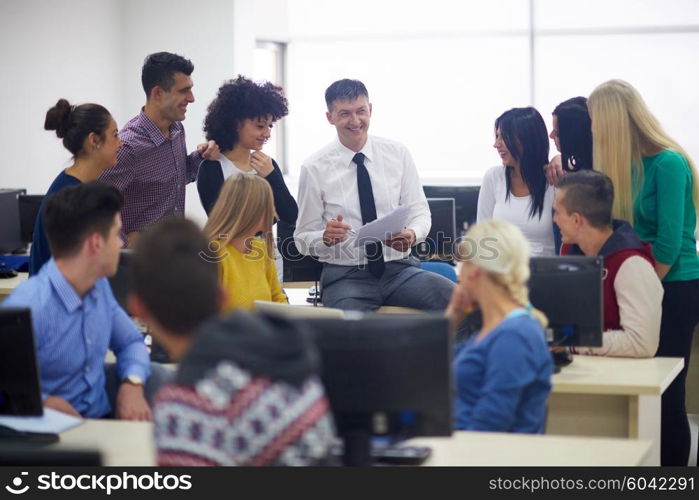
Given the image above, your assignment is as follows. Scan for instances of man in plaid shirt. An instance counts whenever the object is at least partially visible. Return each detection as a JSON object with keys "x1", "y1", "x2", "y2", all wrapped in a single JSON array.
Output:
[{"x1": 100, "y1": 52, "x2": 219, "y2": 247}]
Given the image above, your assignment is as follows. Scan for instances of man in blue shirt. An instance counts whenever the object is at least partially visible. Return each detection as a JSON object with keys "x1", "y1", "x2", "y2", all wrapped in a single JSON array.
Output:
[{"x1": 3, "y1": 182, "x2": 151, "y2": 419}]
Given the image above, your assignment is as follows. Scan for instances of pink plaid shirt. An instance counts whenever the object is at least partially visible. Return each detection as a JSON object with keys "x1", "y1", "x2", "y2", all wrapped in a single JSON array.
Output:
[{"x1": 99, "y1": 110, "x2": 202, "y2": 235}]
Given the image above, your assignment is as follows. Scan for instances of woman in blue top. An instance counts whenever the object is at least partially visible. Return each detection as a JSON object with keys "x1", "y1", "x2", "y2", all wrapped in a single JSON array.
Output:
[
  {"x1": 30, "y1": 99, "x2": 122, "y2": 275},
  {"x1": 446, "y1": 219, "x2": 553, "y2": 433}
]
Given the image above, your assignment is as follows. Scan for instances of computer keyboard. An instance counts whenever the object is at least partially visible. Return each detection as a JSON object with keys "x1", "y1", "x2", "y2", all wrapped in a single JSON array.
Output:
[
  {"x1": 0, "y1": 424, "x2": 59, "y2": 445},
  {"x1": 371, "y1": 445, "x2": 432, "y2": 465},
  {"x1": 330, "y1": 443, "x2": 432, "y2": 466}
]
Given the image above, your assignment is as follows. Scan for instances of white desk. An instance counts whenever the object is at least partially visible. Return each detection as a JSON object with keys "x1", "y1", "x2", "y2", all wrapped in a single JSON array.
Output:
[
  {"x1": 409, "y1": 432, "x2": 651, "y2": 466},
  {"x1": 57, "y1": 420, "x2": 155, "y2": 466},
  {"x1": 54, "y1": 420, "x2": 651, "y2": 466},
  {"x1": 0, "y1": 272, "x2": 27, "y2": 302},
  {"x1": 283, "y1": 286, "x2": 419, "y2": 314},
  {"x1": 547, "y1": 355, "x2": 683, "y2": 466}
]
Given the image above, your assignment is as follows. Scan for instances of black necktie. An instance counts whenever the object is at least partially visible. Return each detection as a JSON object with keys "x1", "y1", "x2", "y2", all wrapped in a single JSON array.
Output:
[{"x1": 354, "y1": 152, "x2": 385, "y2": 278}]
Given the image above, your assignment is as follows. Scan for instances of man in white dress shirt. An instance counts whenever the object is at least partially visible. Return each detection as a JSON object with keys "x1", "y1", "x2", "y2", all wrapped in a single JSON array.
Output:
[{"x1": 294, "y1": 79, "x2": 454, "y2": 311}]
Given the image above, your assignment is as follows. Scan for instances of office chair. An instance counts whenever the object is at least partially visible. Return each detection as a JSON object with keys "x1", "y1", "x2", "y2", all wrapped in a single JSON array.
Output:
[{"x1": 276, "y1": 221, "x2": 323, "y2": 283}]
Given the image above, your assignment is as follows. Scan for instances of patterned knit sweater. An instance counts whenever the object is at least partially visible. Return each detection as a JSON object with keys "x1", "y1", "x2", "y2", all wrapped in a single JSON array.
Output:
[{"x1": 153, "y1": 311, "x2": 336, "y2": 466}]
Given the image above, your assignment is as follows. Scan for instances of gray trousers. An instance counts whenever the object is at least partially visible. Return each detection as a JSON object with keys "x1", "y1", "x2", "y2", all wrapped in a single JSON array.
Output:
[
  {"x1": 320, "y1": 256, "x2": 454, "y2": 312},
  {"x1": 103, "y1": 362, "x2": 175, "y2": 418}
]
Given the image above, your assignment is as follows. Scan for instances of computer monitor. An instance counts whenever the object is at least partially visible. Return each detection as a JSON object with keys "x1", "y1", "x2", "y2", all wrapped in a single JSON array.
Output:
[
  {"x1": 294, "y1": 314, "x2": 452, "y2": 466},
  {"x1": 18, "y1": 194, "x2": 44, "y2": 245},
  {"x1": 0, "y1": 188, "x2": 26, "y2": 253},
  {"x1": 0, "y1": 308, "x2": 43, "y2": 416},
  {"x1": 414, "y1": 198, "x2": 456, "y2": 261},
  {"x1": 528, "y1": 256, "x2": 603, "y2": 348},
  {"x1": 423, "y1": 185, "x2": 480, "y2": 236}
]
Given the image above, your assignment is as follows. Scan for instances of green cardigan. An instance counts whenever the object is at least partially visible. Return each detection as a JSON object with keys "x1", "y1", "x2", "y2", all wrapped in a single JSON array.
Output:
[{"x1": 633, "y1": 149, "x2": 699, "y2": 282}]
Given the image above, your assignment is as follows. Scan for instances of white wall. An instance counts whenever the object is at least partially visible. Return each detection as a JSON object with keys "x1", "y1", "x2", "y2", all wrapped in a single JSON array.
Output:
[
  {"x1": 0, "y1": 0, "x2": 288, "y2": 228},
  {"x1": 119, "y1": 0, "x2": 237, "y2": 226},
  {"x1": 4, "y1": 1, "x2": 699, "y2": 206},
  {"x1": 0, "y1": 0, "x2": 122, "y2": 194}
]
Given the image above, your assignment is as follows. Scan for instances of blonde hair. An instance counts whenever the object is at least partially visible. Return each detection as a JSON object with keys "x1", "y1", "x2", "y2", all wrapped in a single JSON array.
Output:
[
  {"x1": 455, "y1": 219, "x2": 547, "y2": 328},
  {"x1": 203, "y1": 174, "x2": 277, "y2": 257},
  {"x1": 588, "y1": 79, "x2": 699, "y2": 224}
]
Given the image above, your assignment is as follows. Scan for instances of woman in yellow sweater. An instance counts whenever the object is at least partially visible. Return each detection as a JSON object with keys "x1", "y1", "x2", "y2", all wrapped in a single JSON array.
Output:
[{"x1": 203, "y1": 174, "x2": 287, "y2": 311}]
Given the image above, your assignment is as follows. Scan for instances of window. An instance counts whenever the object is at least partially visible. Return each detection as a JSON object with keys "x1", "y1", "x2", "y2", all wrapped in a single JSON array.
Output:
[
  {"x1": 284, "y1": 0, "x2": 699, "y2": 182},
  {"x1": 254, "y1": 41, "x2": 288, "y2": 171}
]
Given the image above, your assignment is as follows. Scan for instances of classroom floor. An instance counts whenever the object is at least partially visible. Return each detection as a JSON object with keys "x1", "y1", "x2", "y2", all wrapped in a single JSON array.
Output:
[{"x1": 689, "y1": 414, "x2": 698, "y2": 466}]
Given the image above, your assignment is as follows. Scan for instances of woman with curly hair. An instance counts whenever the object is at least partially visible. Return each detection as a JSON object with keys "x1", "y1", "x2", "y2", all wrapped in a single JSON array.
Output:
[{"x1": 198, "y1": 75, "x2": 297, "y2": 224}]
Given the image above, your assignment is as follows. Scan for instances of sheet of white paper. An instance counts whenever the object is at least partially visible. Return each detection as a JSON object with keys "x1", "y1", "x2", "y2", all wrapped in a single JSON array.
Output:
[
  {"x1": 353, "y1": 204, "x2": 410, "y2": 247},
  {"x1": 0, "y1": 407, "x2": 83, "y2": 433}
]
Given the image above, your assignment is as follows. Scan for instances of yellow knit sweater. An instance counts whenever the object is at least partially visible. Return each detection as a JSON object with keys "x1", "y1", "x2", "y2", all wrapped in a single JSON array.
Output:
[{"x1": 219, "y1": 238, "x2": 287, "y2": 312}]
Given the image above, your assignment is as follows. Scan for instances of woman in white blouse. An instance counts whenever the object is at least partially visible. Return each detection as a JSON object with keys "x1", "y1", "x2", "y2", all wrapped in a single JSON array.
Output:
[{"x1": 477, "y1": 107, "x2": 556, "y2": 256}]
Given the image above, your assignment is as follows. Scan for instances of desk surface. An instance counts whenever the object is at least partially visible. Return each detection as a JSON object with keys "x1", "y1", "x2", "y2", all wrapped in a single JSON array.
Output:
[
  {"x1": 283, "y1": 286, "x2": 419, "y2": 314},
  {"x1": 410, "y1": 432, "x2": 651, "y2": 466},
  {"x1": 57, "y1": 420, "x2": 155, "y2": 466},
  {"x1": 552, "y1": 355, "x2": 683, "y2": 396},
  {"x1": 0, "y1": 271, "x2": 27, "y2": 298},
  {"x1": 54, "y1": 420, "x2": 651, "y2": 467}
]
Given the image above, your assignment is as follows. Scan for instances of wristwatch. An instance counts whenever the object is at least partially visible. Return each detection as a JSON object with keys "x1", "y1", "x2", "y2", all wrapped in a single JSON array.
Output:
[{"x1": 124, "y1": 374, "x2": 144, "y2": 386}]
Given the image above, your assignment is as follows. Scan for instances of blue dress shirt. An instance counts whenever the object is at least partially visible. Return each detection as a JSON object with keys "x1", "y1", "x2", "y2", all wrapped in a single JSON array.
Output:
[
  {"x1": 3, "y1": 259, "x2": 150, "y2": 417},
  {"x1": 453, "y1": 311, "x2": 553, "y2": 433}
]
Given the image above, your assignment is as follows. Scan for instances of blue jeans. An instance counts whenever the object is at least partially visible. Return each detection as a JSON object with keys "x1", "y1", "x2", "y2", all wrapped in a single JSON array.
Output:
[{"x1": 320, "y1": 256, "x2": 454, "y2": 312}]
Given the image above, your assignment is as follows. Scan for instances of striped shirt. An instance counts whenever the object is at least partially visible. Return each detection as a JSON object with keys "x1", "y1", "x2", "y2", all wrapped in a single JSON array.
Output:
[
  {"x1": 2, "y1": 259, "x2": 151, "y2": 417},
  {"x1": 99, "y1": 110, "x2": 202, "y2": 235}
]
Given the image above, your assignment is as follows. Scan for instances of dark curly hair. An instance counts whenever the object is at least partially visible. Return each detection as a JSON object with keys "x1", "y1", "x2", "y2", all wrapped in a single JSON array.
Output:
[{"x1": 203, "y1": 75, "x2": 289, "y2": 152}]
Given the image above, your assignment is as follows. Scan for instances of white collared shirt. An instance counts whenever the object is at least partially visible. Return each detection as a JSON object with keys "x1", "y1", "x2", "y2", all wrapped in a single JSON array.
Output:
[
  {"x1": 477, "y1": 165, "x2": 556, "y2": 256},
  {"x1": 218, "y1": 155, "x2": 257, "y2": 179},
  {"x1": 294, "y1": 135, "x2": 431, "y2": 265}
]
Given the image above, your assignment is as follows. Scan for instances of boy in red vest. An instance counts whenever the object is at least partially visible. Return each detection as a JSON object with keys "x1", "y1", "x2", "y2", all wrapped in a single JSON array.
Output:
[{"x1": 553, "y1": 170, "x2": 663, "y2": 357}]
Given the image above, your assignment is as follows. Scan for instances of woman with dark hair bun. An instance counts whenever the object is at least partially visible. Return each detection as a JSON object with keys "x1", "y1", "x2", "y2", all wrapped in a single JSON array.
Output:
[
  {"x1": 477, "y1": 107, "x2": 555, "y2": 256},
  {"x1": 545, "y1": 96, "x2": 593, "y2": 185},
  {"x1": 198, "y1": 75, "x2": 297, "y2": 224},
  {"x1": 30, "y1": 99, "x2": 121, "y2": 275}
]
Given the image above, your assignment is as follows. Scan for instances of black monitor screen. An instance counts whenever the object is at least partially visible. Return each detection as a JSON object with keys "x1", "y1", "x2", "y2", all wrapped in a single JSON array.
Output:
[
  {"x1": 18, "y1": 194, "x2": 44, "y2": 245},
  {"x1": 294, "y1": 314, "x2": 452, "y2": 465},
  {"x1": 414, "y1": 198, "x2": 456, "y2": 260},
  {"x1": 423, "y1": 185, "x2": 479, "y2": 236},
  {"x1": 528, "y1": 256, "x2": 603, "y2": 348},
  {"x1": 0, "y1": 308, "x2": 43, "y2": 416},
  {"x1": 0, "y1": 189, "x2": 26, "y2": 253}
]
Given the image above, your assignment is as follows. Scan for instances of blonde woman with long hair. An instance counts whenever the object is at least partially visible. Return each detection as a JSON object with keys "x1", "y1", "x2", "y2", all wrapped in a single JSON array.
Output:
[
  {"x1": 588, "y1": 79, "x2": 699, "y2": 465},
  {"x1": 446, "y1": 219, "x2": 552, "y2": 433},
  {"x1": 203, "y1": 174, "x2": 287, "y2": 311}
]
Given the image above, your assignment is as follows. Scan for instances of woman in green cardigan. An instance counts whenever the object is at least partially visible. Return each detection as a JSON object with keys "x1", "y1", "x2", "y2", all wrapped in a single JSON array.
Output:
[{"x1": 588, "y1": 79, "x2": 699, "y2": 466}]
